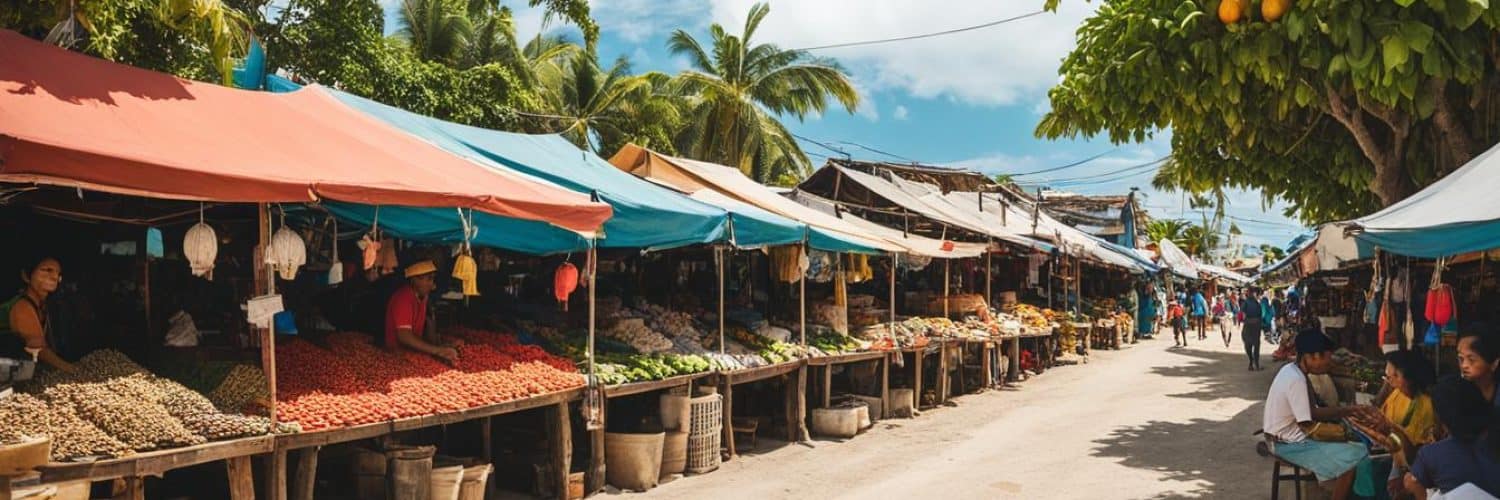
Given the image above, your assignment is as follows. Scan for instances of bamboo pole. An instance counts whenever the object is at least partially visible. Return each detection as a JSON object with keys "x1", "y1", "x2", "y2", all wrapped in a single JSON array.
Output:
[
  {"x1": 717, "y1": 247, "x2": 725, "y2": 354},
  {"x1": 799, "y1": 245, "x2": 806, "y2": 345},
  {"x1": 943, "y1": 259, "x2": 951, "y2": 318},
  {"x1": 985, "y1": 247, "x2": 993, "y2": 309},
  {"x1": 256, "y1": 203, "x2": 278, "y2": 425}
]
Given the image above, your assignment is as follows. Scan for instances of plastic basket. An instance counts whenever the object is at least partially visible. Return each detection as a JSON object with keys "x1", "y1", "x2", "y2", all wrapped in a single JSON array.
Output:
[{"x1": 686, "y1": 394, "x2": 722, "y2": 474}]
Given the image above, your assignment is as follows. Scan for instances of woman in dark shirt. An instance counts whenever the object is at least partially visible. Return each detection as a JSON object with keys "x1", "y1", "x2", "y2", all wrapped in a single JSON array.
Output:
[{"x1": 1404, "y1": 377, "x2": 1500, "y2": 499}]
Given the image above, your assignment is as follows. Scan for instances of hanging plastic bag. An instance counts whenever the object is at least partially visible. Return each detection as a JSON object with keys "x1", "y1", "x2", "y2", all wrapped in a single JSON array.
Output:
[
  {"x1": 327, "y1": 217, "x2": 343, "y2": 286},
  {"x1": 555, "y1": 261, "x2": 579, "y2": 310},
  {"x1": 1423, "y1": 322, "x2": 1441, "y2": 347}
]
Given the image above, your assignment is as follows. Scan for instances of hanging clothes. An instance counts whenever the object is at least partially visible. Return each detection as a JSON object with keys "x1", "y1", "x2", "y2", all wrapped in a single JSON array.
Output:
[
  {"x1": 769, "y1": 246, "x2": 804, "y2": 283},
  {"x1": 845, "y1": 254, "x2": 873, "y2": 283}
]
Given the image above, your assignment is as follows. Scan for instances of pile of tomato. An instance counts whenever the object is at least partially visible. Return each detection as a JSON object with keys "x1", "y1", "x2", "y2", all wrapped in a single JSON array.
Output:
[{"x1": 275, "y1": 331, "x2": 583, "y2": 431}]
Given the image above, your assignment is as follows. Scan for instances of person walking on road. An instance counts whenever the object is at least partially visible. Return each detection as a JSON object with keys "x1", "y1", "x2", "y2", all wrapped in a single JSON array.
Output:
[
  {"x1": 1169, "y1": 300, "x2": 1188, "y2": 347},
  {"x1": 1240, "y1": 288, "x2": 1265, "y2": 370},
  {"x1": 1213, "y1": 294, "x2": 1230, "y2": 347},
  {"x1": 1191, "y1": 288, "x2": 1209, "y2": 342}
]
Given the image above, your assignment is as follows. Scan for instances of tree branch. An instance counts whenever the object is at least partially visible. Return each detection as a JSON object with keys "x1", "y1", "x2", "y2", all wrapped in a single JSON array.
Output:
[
  {"x1": 1323, "y1": 82, "x2": 1412, "y2": 206},
  {"x1": 1427, "y1": 78, "x2": 1478, "y2": 173}
]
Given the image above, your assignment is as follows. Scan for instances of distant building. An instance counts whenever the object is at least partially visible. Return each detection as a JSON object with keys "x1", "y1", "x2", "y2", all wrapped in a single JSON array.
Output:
[{"x1": 1030, "y1": 189, "x2": 1150, "y2": 249}]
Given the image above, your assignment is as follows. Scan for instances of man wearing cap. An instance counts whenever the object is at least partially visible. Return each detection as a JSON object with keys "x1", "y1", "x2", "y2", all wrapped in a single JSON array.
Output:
[
  {"x1": 385, "y1": 260, "x2": 459, "y2": 364},
  {"x1": 1262, "y1": 327, "x2": 1372, "y2": 500}
]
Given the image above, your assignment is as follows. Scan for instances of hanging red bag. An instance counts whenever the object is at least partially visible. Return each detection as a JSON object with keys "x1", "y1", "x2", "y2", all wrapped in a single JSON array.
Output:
[
  {"x1": 1378, "y1": 300, "x2": 1390, "y2": 346},
  {"x1": 1426, "y1": 283, "x2": 1455, "y2": 326},
  {"x1": 554, "y1": 262, "x2": 579, "y2": 310}
]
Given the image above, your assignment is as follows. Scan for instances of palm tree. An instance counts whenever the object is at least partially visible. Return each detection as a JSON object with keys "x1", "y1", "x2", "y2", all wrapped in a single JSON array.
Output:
[
  {"x1": 532, "y1": 51, "x2": 651, "y2": 151},
  {"x1": 1180, "y1": 223, "x2": 1221, "y2": 259},
  {"x1": 153, "y1": 0, "x2": 253, "y2": 84},
  {"x1": 396, "y1": 0, "x2": 474, "y2": 64},
  {"x1": 1146, "y1": 219, "x2": 1191, "y2": 248},
  {"x1": 1259, "y1": 244, "x2": 1287, "y2": 262},
  {"x1": 666, "y1": 2, "x2": 860, "y2": 183}
]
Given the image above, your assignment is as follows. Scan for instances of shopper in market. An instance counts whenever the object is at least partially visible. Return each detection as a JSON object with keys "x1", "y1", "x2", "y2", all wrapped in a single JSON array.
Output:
[
  {"x1": 1190, "y1": 287, "x2": 1208, "y2": 342},
  {"x1": 1168, "y1": 299, "x2": 1187, "y2": 347},
  {"x1": 1240, "y1": 288, "x2": 1265, "y2": 370},
  {"x1": 1262, "y1": 329, "x2": 1372, "y2": 500},
  {"x1": 1213, "y1": 293, "x2": 1230, "y2": 348},
  {"x1": 1401, "y1": 376, "x2": 1500, "y2": 499},
  {"x1": 1457, "y1": 329, "x2": 1500, "y2": 410},
  {"x1": 1350, "y1": 349, "x2": 1438, "y2": 498},
  {"x1": 1, "y1": 255, "x2": 75, "y2": 372},
  {"x1": 385, "y1": 260, "x2": 460, "y2": 364}
]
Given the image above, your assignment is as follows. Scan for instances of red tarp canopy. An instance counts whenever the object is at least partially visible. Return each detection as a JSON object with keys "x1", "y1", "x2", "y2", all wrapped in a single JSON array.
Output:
[{"x1": 0, "y1": 30, "x2": 610, "y2": 233}]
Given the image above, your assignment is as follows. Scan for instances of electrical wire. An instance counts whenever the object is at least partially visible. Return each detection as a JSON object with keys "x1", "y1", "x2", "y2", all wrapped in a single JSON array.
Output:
[
  {"x1": 834, "y1": 141, "x2": 917, "y2": 162},
  {"x1": 791, "y1": 133, "x2": 851, "y2": 158},
  {"x1": 1016, "y1": 156, "x2": 1169, "y2": 186},
  {"x1": 1008, "y1": 148, "x2": 1120, "y2": 177},
  {"x1": 794, "y1": 10, "x2": 1048, "y2": 51}
]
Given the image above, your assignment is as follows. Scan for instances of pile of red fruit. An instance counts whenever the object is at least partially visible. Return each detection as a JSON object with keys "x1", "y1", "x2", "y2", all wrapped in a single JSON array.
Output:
[{"x1": 276, "y1": 331, "x2": 583, "y2": 431}]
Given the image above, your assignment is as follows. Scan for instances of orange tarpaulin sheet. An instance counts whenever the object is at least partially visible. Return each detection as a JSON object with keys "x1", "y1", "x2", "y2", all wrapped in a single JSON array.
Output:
[{"x1": 0, "y1": 31, "x2": 610, "y2": 233}]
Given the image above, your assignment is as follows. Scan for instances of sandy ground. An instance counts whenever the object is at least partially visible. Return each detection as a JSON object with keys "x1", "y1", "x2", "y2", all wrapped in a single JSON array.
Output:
[{"x1": 616, "y1": 325, "x2": 1284, "y2": 500}]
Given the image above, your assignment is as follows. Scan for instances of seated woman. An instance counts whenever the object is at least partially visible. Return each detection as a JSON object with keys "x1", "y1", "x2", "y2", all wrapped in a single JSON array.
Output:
[
  {"x1": 1403, "y1": 377, "x2": 1500, "y2": 499},
  {"x1": 2, "y1": 255, "x2": 74, "y2": 372},
  {"x1": 1351, "y1": 349, "x2": 1439, "y2": 498}
]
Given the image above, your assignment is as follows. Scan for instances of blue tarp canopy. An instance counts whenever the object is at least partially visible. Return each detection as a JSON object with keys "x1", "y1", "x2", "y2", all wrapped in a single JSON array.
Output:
[
  {"x1": 1350, "y1": 141, "x2": 1500, "y2": 258},
  {"x1": 266, "y1": 74, "x2": 768, "y2": 253}
]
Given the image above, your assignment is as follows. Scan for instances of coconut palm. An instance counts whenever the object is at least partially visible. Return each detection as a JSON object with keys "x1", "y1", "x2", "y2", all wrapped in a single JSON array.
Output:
[
  {"x1": 396, "y1": 0, "x2": 473, "y2": 64},
  {"x1": 532, "y1": 50, "x2": 651, "y2": 151},
  {"x1": 1146, "y1": 219, "x2": 1191, "y2": 248},
  {"x1": 666, "y1": 2, "x2": 860, "y2": 183},
  {"x1": 151, "y1": 0, "x2": 253, "y2": 84}
]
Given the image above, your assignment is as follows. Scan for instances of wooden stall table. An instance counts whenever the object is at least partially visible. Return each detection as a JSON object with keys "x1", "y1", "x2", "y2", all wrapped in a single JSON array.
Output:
[
  {"x1": 274, "y1": 387, "x2": 583, "y2": 500},
  {"x1": 806, "y1": 351, "x2": 890, "y2": 410},
  {"x1": 32, "y1": 435, "x2": 276, "y2": 500},
  {"x1": 716, "y1": 361, "x2": 807, "y2": 460},
  {"x1": 584, "y1": 372, "x2": 715, "y2": 492}
]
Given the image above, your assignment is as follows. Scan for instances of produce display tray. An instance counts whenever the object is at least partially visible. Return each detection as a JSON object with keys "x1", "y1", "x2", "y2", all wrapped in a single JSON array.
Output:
[
  {"x1": 38, "y1": 434, "x2": 274, "y2": 483},
  {"x1": 604, "y1": 372, "x2": 714, "y2": 398},
  {"x1": 276, "y1": 387, "x2": 581, "y2": 451},
  {"x1": 805, "y1": 351, "x2": 887, "y2": 366},
  {"x1": 722, "y1": 361, "x2": 803, "y2": 385}
]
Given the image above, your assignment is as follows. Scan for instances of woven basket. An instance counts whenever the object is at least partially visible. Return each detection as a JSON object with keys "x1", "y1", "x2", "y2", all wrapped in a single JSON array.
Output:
[{"x1": 686, "y1": 394, "x2": 722, "y2": 474}]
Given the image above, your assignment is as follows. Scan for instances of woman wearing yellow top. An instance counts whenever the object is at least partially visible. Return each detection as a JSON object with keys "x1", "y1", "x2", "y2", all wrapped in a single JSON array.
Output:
[{"x1": 1354, "y1": 349, "x2": 1438, "y2": 499}]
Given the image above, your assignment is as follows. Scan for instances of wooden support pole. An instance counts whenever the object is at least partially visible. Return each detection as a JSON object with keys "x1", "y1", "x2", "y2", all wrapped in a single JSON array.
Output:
[
  {"x1": 985, "y1": 250, "x2": 993, "y2": 308},
  {"x1": 226, "y1": 456, "x2": 255, "y2": 500},
  {"x1": 799, "y1": 243, "x2": 806, "y2": 345},
  {"x1": 981, "y1": 343, "x2": 993, "y2": 389},
  {"x1": 943, "y1": 259, "x2": 951, "y2": 318},
  {"x1": 721, "y1": 376, "x2": 736, "y2": 459},
  {"x1": 822, "y1": 365, "x2": 832, "y2": 408},
  {"x1": 880, "y1": 355, "x2": 890, "y2": 416},
  {"x1": 938, "y1": 343, "x2": 948, "y2": 403},
  {"x1": 292, "y1": 447, "x2": 319, "y2": 500},
  {"x1": 121, "y1": 477, "x2": 145, "y2": 500},
  {"x1": 889, "y1": 253, "x2": 897, "y2": 338},
  {"x1": 547, "y1": 402, "x2": 572, "y2": 500},
  {"x1": 263, "y1": 448, "x2": 288, "y2": 500},
  {"x1": 586, "y1": 406, "x2": 605, "y2": 494},
  {"x1": 255, "y1": 203, "x2": 279, "y2": 425},
  {"x1": 1008, "y1": 338, "x2": 1020, "y2": 382},
  {"x1": 913, "y1": 351, "x2": 923, "y2": 408},
  {"x1": 795, "y1": 365, "x2": 809, "y2": 442},
  {"x1": 717, "y1": 248, "x2": 725, "y2": 354}
]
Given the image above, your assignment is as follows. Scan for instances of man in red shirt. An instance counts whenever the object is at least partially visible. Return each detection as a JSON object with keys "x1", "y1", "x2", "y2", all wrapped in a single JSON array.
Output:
[{"x1": 385, "y1": 260, "x2": 459, "y2": 364}]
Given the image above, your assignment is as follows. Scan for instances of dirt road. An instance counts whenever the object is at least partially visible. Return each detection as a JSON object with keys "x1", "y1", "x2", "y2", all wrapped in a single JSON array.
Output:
[{"x1": 620, "y1": 327, "x2": 1282, "y2": 499}]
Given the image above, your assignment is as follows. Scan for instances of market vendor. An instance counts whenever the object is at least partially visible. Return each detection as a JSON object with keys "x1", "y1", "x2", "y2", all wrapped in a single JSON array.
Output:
[
  {"x1": 1, "y1": 255, "x2": 75, "y2": 372},
  {"x1": 1350, "y1": 349, "x2": 1437, "y2": 498},
  {"x1": 385, "y1": 260, "x2": 459, "y2": 364},
  {"x1": 1457, "y1": 329, "x2": 1499, "y2": 410},
  {"x1": 1262, "y1": 328, "x2": 1372, "y2": 500}
]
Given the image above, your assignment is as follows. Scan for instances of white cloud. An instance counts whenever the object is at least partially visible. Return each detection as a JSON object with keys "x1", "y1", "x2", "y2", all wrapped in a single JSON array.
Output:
[
  {"x1": 589, "y1": 0, "x2": 711, "y2": 42},
  {"x1": 893, "y1": 105, "x2": 909, "y2": 120},
  {"x1": 706, "y1": 0, "x2": 1099, "y2": 107}
]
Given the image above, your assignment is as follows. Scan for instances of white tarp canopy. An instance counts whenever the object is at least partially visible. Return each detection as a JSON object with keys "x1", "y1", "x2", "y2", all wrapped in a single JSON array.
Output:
[
  {"x1": 826, "y1": 166, "x2": 1054, "y2": 252},
  {"x1": 788, "y1": 191, "x2": 988, "y2": 258}
]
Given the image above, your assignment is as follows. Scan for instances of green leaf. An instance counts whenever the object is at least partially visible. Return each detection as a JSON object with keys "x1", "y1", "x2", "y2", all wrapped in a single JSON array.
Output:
[
  {"x1": 1400, "y1": 21, "x2": 1434, "y2": 54},
  {"x1": 1415, "y1": 83, "x2": 1437, "y2": 118},
  {"x1": 1382, "y1": 36, "x2": 1409, "y2": 70},
  {"x1": 1395, "y1": 0, "x2": 1417, "y2": 6}
]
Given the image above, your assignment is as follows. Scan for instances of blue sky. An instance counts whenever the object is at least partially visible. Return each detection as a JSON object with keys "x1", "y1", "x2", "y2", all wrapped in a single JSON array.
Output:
[{"x1": 379, "y1": 0, "x2": 1307, "y2": 250}]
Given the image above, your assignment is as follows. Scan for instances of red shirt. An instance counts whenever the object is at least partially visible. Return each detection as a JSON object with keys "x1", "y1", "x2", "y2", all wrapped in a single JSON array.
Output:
[
  {"x1": 1168, "y1": 303, "x2": 1184, "y2": 319},
  {"x1": 384, "y1": 284, "x2": 427, "y2": 348}
]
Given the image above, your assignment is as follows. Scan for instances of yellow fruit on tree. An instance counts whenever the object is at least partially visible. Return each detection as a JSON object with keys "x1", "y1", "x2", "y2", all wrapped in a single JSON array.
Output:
[
  {"x1": 1218, "y1": 0, "x2": 1243, "y2": 24},
  {"x1": 1262, "y1": 0, "x2": 1290, "y2": 22}
]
